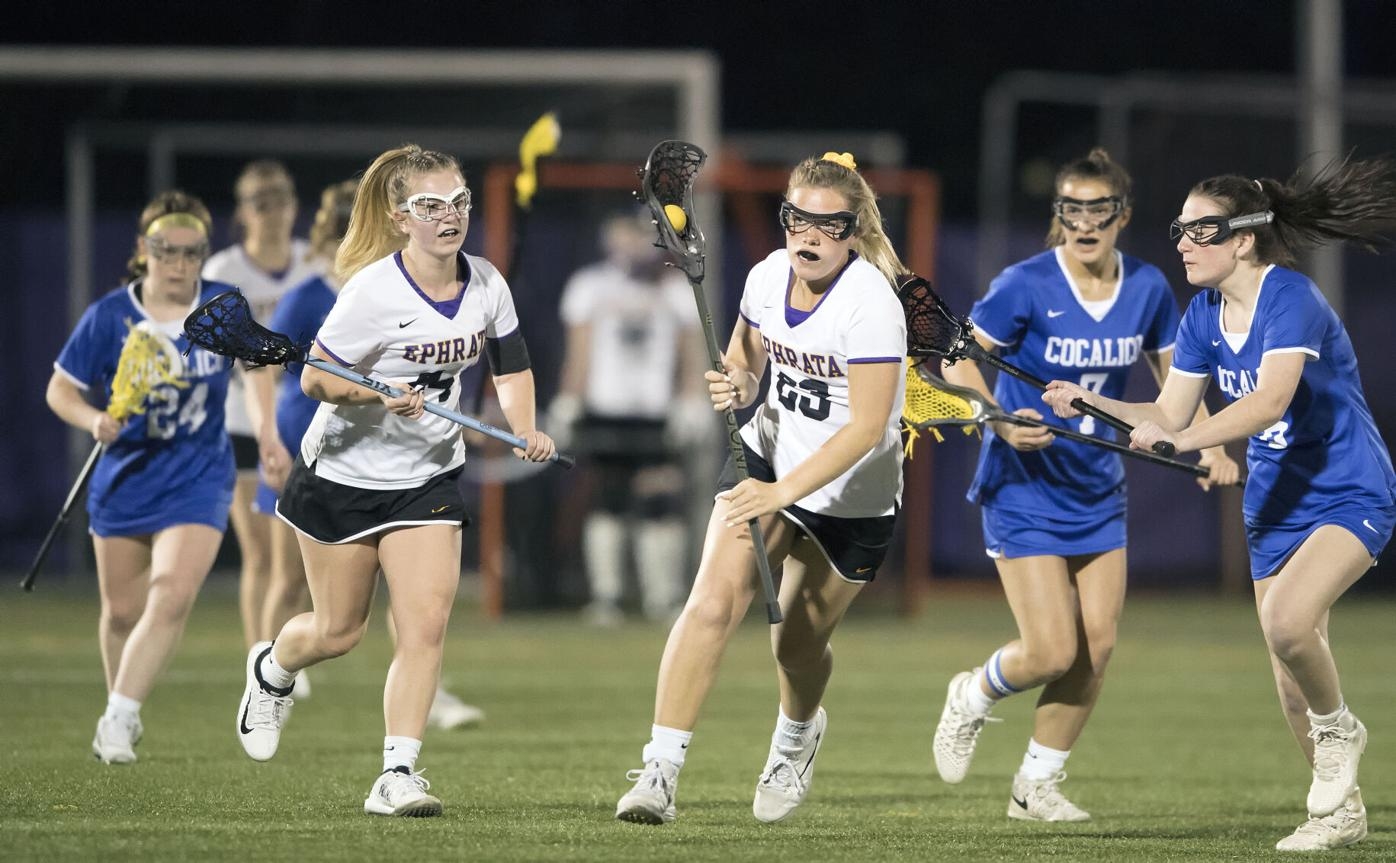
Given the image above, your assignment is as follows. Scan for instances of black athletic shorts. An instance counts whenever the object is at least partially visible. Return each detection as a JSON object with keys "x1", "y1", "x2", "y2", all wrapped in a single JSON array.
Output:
[
  {"x1": 716, "y1": 443, "x2": 897, "y2": 583},
  {"x1": 231, "y1": 433, "x2": 260, "y2": 471},
  {"x1": 276, "y1": 455, "x2": 468, "y2": 544}
]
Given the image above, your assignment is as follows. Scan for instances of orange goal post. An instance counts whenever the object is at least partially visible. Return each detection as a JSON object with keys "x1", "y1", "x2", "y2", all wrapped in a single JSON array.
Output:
[{"x1": 476, "y1": 153, "x2": 942, "y2": 618}]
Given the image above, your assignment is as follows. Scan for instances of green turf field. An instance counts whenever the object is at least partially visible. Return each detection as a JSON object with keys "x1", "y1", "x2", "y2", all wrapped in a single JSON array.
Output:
[{"x1": 1, "y1": 582, "x2": 1391, "y2": 861}]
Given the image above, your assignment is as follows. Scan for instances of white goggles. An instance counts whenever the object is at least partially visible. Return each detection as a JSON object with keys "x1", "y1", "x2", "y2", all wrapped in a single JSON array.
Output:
[{"x1": 399, "y1": 186, "x2": 472, "y2": 221}]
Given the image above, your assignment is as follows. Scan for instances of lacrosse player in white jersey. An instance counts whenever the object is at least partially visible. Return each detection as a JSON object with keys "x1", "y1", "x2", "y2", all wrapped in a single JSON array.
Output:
[
  {"x1": 233, "y1": 144, "x2": 555, "y2": 817},
  {"x1": 617, "y1": 152, "x2": 908, "y2": 825},
  {"x1": 550, "y1": 209, "x2": 709, "y2": 625},
  {"x1": 202, "y1": 160, "x2": 322, "y2": 660}
]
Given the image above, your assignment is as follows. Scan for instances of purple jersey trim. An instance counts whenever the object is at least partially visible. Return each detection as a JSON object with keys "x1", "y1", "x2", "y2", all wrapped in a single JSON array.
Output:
[
  {"x1": 847, "y1": 356, "x2": 902, "y2": 364},
  {"x1": 313, "y1": 338, "x2": 353, "y2": 367},
  {"x1": 739, "y1": 310, "x2": 761, "y2": 328},
  {"x1": 785, "y1": 252, "x2": 859, "y2": 328},
  {"x1": 394, "y1": 250, "x2": 471, "y2": 319}
]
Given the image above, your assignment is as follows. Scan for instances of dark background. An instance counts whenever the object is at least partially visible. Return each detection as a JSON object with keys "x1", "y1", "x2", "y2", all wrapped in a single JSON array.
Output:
[{"x1": 4, "y1": 1, "x2": 1395, "y2": 597}]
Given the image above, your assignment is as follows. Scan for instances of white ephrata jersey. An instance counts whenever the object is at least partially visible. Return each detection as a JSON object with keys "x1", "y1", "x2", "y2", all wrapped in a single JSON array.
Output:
[
  {"x1": 301, "y1": 251, "x2": 520, "y2": 491},
  {"x1": 560, "y1": 260, "x2": 696, "y2": 419},
  {"x1": 202, "y1": 239, "x2": 322, "y2": 437},
  {"x1": 738, "y1": 250, "x2": 907, "y2": 518}
]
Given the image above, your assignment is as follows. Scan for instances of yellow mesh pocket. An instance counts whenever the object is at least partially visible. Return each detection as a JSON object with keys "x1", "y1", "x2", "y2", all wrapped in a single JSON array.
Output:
[
  {"x1": 108, "y1": 320, "x2": 188, "y2": 421},
  {"x1": 901, "y1": 362, "x2": 980, "y2": 458}
]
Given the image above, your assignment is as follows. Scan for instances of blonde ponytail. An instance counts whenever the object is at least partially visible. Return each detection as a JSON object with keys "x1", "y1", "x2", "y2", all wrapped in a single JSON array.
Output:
[{"x1": 334, "y1": 144, "x2": 462, "y2": 281}]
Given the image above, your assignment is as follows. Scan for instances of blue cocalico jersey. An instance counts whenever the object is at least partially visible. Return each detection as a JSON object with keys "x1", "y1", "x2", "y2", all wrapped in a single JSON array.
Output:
[
  {"x1": 1170, "y1": 265, "x2": 1396, "y2": 577},
  {"x1": 54, "y1": 281, "x2": 237, "y2": 537},
  {"x1": 253, "y1": 274, "x2": 338, "y2": 513},
  {"x1": 967, "y1": 248, "x2": 1180, "y2": 552}
]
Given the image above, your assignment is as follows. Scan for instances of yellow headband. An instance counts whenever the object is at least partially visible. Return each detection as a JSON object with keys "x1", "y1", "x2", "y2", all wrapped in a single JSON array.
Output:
[
  {"x1": 820, "y1": 151, "x2": 858, "y2": 171},
  {"x1": 145, "y1": 212, "x2": 208, "y2": 238}
]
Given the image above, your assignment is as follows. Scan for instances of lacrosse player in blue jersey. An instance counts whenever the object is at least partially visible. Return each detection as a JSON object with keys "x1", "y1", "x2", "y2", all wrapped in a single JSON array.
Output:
[
  {"x1": 1045, "y1": 157, "x2": 1396, "y2": 851},
  {"x1": 46, "y1": 191, "x2": 236, "y2": 764},
  {"x1": 935, "y1": 149, "x2": 1238, "y2": 821}
]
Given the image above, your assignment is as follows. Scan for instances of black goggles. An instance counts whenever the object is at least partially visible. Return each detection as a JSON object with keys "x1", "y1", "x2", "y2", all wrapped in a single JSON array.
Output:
[
  {"x1": 1169, "y1": 210, "x2": 1274, "y2": 245},
  {"x1": 1052, "y1": 196, "x2": 1124, "y2": 231},
  {"x1": 779, "y1": 200, "x2": 858, "y2": 241}
]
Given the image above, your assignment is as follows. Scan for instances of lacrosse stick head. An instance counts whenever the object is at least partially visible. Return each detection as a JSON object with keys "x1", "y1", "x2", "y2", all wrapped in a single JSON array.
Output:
[
  {"x1": 902, "y1": 363, "x2": 992, "y2": 428},
  {"x1": 637, "y1": 139, "x2": 708, "y2": 281},
  {"x1": 896, "y1": 273, "x2": 977, "y2": 363},
  {"x1": 107, "y1": 320, "x2": 189, "y2": 421},
  {"x1": 183, "y1": 290, "x2": 305, "y2": 368}
]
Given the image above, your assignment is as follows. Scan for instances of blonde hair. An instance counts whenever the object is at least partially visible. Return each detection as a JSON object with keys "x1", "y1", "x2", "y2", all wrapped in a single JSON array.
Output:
[
  {"x1": 786, "y1": 154, "x2": 905, "y2": 284},
  {"x1": 309, "y1": 179, "x2": 359, "y2": 263},
  {"x1": 125, "y1": 190, "x2": 213, "y2": 282},
  {"x1": 335, "y1": 144, "x2": 461, "y2": 281}
]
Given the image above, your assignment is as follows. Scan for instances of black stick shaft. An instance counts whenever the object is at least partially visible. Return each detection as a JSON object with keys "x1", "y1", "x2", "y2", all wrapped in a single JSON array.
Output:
[
  {"x1": 687, "y1": 275, "x2": 782, "y2": 625},
  {"x1": 964, "y1": 341, "x2": 1179, "y2": 458},
  {"x1": 988, "y1": 414, "x2": 1211, "y2": 478},
  {"x1": 22, "y1": 441, "x2": 103, "y2": 591}
]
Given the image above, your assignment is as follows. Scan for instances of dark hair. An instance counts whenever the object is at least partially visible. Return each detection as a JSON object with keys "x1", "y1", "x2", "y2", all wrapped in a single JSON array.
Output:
[
  {"x1": 125, "y1": 190, "x2": 213, "y2": 282},
  {"x1": 1045, "y1": 147, "x2": 1133, "y2": 246},
  {"x1": 1191, "y1": 155, "x2": 1396, "y2": 267}
]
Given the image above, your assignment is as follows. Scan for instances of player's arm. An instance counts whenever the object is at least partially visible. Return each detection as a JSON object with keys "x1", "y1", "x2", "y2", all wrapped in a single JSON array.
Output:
[
  {"x1": 709, "y1": 317, "x2": 766, "y2": 411},
  {"x1": 246, "y1": 364, "x2": 292, "y2": 489},
  {"x1": 942, "y1": 332, "x2": 1054, "y2": 451},
  {"x1": 721, "y1": 360, "x2": 898, "y2": 525},
  {"x1": 46, "y1": 370, "x2": 119, "y2": 444},
  {"x1": 1147, "y1": 348, "x2": 1239, "y2": 488},
  {"x1": 1165, "y1": 352, "x2": 1304, "y2": 454},
  {"x1": 300, "y1": 344, "x2": 424, "y2": 418},
  {"x1": 490, "y1": 332, "x2": 555, "y2": 462}
]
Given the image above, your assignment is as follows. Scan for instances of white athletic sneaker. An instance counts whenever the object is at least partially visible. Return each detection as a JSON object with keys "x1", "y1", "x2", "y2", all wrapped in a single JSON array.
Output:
[
  {"x1": 427, "y1": 688, "x2": 485, "y2": 730},
  {"x1": 933, "y1": 669, "x2": 999, "y2": 784},
  {"x1": 753, "y1": 707, "x2": 827, "y2": 823},
  {"x1": 1007, "y1": 772, "x2": 1091, "y2": 822},
  {"x1": 363, "y1": 768, "x2": 442, "y2": 817},
  {"x1": 616, "y1": 759, "x2": 679, "y2": 824},
  {"x1": 291, "y1": 670, "x2": 311, "y2": 701},
  {"x1": 91, "y1": 714, "x2": 141, "y2": 764},
  {"x1": 236, "y1": 641, "x2": 293, "y2": 762},
  {"x1": 1277, "y1": 787, "x2": 1367, "y2": 851},
  {"x1": 1307, "y1": 715, "x2": 1366, "y2": 817}
]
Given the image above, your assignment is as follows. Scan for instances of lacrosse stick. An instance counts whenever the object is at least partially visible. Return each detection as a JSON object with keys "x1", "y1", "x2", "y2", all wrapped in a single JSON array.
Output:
[
  {"x1": 638, "y1": 139, "x2": 781, "y2": 625},
  {"x1": 903, "y1": 363, "x2": 1212, "y2": 478},
  {"x1": 24, "y1": 321, "x2": 188, "y2": 590},
  {"x1": 896, "y1": 273, "x2": 1178, "y2": 458},
  {"x1": 183, "y1": 290, "x2": 574, "y2": 468}
]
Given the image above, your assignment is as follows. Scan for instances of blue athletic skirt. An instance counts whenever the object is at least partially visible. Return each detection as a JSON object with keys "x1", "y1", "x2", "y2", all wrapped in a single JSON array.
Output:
[
  {"x1": 981, "y1": 503, "x2": 1125, "y2": 560},
  {"x1": 1247, "y1": 495, "x2": 1395, "y2": 580}
]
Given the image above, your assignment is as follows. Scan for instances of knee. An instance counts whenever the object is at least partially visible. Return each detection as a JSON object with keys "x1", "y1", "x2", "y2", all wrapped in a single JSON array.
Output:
[
  {"x1": 314, "y1": 618, "x2": 368, "y2": 658},
  {"x1": 393, "y1": 610, "x2": 450, "y2": 650},
  {"x1": 1019, "y1": 640, "x2": 1077, "y2": 681},
  {"x1": 144, "y1": 574, "x2": 201, "y2": 624},
  {"x1": 1259, "y1": 607, "x2": 1315, "y2": 664},
  {"x1": 1081, "y1": 624, "x2": 1118, "y2": 674},
  {"x1": 681, "y1": 589, "x2": 743, "y2": 635},
  {"x1": 100, "y1": 601, "x2": 142, "y2": 636},
  {"x1": 772, "y1": 629, "x2": 828, "y2": 672}
]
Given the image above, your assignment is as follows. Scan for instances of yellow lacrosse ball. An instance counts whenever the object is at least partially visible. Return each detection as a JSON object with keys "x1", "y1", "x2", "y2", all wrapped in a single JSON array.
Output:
[{"x1": 664, "y1": 204, "x2": 688, "y2": 233}]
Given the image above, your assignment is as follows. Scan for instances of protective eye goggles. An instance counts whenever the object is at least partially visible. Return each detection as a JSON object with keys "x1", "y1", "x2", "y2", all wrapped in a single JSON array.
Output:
[
  {"x1": 399, "y1": 186, "x2": 472, "y2": 222},
  {"x1": 778, "y1": 200, "x2": 858, "y2": 241},
  {"x1": 1168, "y1": 210, "x2": 1274, "y2": 245},
  {"x1": 146, "y1": 237, "x2": 209, "y2": 264},
  {"x1": 1052, "y1": 196, "x2": 1124, "y2": 231}
]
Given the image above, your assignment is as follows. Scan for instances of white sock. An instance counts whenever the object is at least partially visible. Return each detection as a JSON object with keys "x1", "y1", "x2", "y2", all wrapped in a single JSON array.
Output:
[
  {"x1": 258, "y1": 643, "x2": 296, "y2": 692},
  {"x1": 774, "y1": 707, "x2": 817, "y2": 753},
  {"x1": 641, "y1": 723, "x2": 692, "y2": 767},
  {"x1": 383, "y1": 736, "x2": 422, "y2": 773},
  {"x1": 1019, "y1": 738, "x2": 1070, "y2": 781},
  {"x1": 104, "y1": 692, "x2": 141, "y2": 722},
  {"x1": 965, "y1": 674, "x2": 999, "y2": 716},
  {"x1": 1308, "y1": 701, "x2": 1353, "y2": 730}
]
